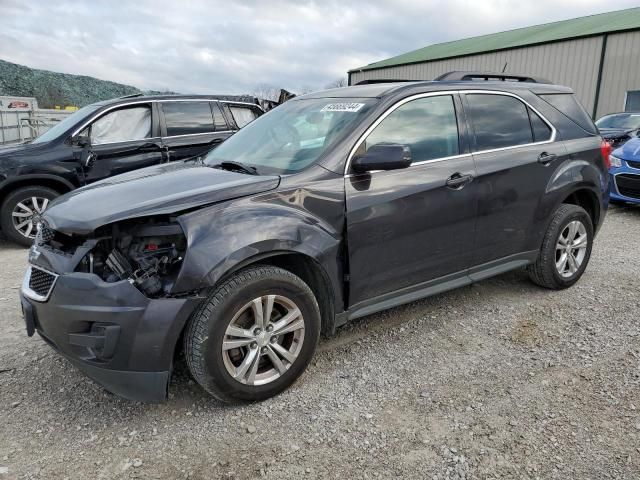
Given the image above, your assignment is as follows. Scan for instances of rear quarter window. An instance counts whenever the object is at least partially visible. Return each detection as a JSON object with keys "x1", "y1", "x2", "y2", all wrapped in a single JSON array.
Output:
[{"x1": 538, "y1": 94, "x2": 597, "y2": 135}]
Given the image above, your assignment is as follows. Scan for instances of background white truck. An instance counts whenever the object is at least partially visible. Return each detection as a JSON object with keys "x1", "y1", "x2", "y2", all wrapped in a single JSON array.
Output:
[{"x1": 0, "y1": 96, "x2": 72, "y2": 145}]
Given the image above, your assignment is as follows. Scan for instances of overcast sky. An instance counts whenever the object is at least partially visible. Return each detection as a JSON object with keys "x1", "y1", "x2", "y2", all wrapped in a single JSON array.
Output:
[{"x1": 0, "y1": 0, "x2": 638, "y2": 95}]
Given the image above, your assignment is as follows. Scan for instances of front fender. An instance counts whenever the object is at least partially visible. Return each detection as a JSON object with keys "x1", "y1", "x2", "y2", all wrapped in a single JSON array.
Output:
[
  {"x1": 0, "y1": 173, "x2": 77, "y2": 194},
  {"x1": 174, "y1": 193, "x2": 344, "y2": 305}
]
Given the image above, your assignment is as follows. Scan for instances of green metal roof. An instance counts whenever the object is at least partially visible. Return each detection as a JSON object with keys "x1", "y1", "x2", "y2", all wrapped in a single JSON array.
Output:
[{"x1": 350, "y1": 8, "x2": 640, "y2": 72}]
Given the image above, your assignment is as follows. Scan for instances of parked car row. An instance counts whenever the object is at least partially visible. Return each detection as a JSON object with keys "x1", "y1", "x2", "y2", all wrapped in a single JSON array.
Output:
[
  {"x1": 596, "y1": 112, "x2": 640, "y2": 148},
  {"x1": 592, "y1": 112, "x2": 640, "y2": 206},
  {"x1": 19, "y1": 73, "x2": 611, "y2": 403},
  {"x1": 607, "y1": 137, "x2": 640, "y2": 205},
  {"x1": 0, "y1": 95, "x2": 263, "y2": 245}
]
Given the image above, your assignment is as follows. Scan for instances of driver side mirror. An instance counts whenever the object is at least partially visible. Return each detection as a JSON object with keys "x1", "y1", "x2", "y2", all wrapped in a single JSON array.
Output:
[
  {"x1": 74, "y1": 135, "x2": 96, "y2": 168},
  {"x1": 83, "y1": 152, "x2": 97, "y2": 168},
  {"x1": 74, "y1": 135, "x2": 91, "y2": 147},
  {"x1": 352, "y1": 144, "x2": 412, "y2": 173}
]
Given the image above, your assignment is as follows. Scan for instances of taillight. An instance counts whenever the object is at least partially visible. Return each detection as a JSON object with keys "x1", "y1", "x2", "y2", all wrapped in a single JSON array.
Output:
[{"x1": 600, "y1": 140, "x2": 612, "y2": 169}]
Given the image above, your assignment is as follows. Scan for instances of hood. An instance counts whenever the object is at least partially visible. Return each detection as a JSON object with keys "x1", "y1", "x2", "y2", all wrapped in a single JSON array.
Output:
[
  {"x1": 43, "y1": 161, "x2": 280, "y2": 235},
  {"x1": 614, "y1": 137, "x2": 640, "y2": 160},
  {"x1": 0, "y1": 141, "x2": 49, "y2": 157}
]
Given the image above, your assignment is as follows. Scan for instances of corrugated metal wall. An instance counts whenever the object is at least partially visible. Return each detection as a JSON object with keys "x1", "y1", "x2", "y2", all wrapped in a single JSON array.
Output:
[
  {"x1": 596, "y1": 30, "x2": 640, "y2": 117},
  {"x1": 350, "y1": 36, "x2": 617, "y2": 117}
]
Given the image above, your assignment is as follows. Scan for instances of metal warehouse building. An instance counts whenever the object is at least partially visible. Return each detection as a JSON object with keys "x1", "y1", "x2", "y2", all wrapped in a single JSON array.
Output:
[{"x1": 348, "y1": 8, "x2": 640, "y2": 119}]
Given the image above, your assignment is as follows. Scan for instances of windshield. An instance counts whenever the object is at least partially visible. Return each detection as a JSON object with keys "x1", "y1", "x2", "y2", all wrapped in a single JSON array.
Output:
[
  {"x1": 596, "y1": 113, "x2": 640, "y2": 130},
  {"x1": 31, "y1": 104, "x2": 101, "y2": 144},
  {"x1": 204, "y1": 97, "x2": 378, "y2": 174}
]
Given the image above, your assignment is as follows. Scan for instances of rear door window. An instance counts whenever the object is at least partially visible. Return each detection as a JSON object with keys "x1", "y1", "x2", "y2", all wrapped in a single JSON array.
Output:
[
  {"x1": 211, "y1": 102, "x2": 229, "y2": 131},
  {"x1": 528, "y1": 107, "x2": 553, "y2": 142},
  {"x1": 162, "y1": 101, "x2": 215, "y2": 136},
  {"x1": 229, "y1": 105, "x2": 259, "y2": 128},
  {"x1": 466, "y1": 94, "x2": 533, "y2": 151}
]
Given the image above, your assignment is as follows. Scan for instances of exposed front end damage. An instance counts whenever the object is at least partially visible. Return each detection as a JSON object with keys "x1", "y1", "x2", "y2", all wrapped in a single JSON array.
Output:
[{"x1": 20, "y1": 218, "x2": 203, "y2": 402}]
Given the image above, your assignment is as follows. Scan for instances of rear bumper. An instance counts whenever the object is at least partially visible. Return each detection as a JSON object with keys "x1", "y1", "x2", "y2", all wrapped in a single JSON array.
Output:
[{"x1": 20, "y1": 269, "x2": 201, "y2": 402}]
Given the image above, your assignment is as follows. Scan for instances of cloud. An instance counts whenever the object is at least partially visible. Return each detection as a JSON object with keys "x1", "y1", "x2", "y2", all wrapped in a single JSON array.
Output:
[{"x1": 0, "y1": 0, "x2": 637, "y2": 95}]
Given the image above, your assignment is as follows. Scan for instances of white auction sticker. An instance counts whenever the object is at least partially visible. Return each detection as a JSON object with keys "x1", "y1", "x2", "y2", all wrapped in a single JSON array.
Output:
[{"x1": 321, "y1": 103, "x2": 365, "y2": 113}]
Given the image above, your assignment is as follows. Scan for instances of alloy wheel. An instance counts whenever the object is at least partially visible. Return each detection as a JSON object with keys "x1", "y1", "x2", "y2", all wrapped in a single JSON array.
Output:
[
  {"x1": 11, "y1": 196, "x2": 49, "y2": 240},
  {"x1": 555, "y1": 220, "x2": 588, "y2": 278},
  {"x1": 222, "y1": 295, "x2": 305, "y2": 386}
]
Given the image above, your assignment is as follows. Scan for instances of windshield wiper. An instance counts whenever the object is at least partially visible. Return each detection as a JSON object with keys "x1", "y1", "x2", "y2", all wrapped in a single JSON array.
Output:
[{"x1": 211, "y1": 160, "x2": 259, "y2": 175}]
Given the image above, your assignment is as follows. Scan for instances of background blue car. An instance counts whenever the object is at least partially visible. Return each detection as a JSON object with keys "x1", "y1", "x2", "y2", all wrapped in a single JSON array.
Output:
[{"x1": 609, "y1": 137, "x2": 640, "y2": 204}]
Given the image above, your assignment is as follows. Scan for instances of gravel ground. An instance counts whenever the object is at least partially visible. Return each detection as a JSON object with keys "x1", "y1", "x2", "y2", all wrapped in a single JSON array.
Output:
[{"x1": 1, "y1": 205, "x2": 639, "y2": 479}]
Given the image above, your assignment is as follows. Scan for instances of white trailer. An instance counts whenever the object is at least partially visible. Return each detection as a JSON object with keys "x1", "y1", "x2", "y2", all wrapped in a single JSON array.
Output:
[{"x1": 0, "y1": 96, "x2": 73, "y2": 145}]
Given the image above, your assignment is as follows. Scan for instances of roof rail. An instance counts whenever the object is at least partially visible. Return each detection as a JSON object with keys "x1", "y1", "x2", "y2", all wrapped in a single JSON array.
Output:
[
  {"x1": 118, "y1": 93, "x2": 145, "y2": 99},
  {"x1": 435, "y1": 71, "x2": 552, "y2": 84},
  {"x1": 354, "y1": 79, "x2": 414, "y2": 85}
]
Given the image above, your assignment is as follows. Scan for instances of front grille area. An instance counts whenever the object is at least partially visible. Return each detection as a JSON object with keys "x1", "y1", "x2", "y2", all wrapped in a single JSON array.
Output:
[
  {"x1": 627, "y1": 160, "x2": 640, "y2": 170},
  {"x1": 36, "y1": 224, "x2": 56, "y2": 245},
  {"x1": 27, "y1": 266, "x2": 57, "y2": 300},
  {"x1": 36, "y1": 223, "x2": 56, "y2": 245},
  {"x1": 616, "y1": 173, "x2": 640, "y2": 200}
]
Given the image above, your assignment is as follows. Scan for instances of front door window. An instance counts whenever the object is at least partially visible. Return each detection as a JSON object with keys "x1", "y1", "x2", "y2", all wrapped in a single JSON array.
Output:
[
  {"x1": 358, "y1": 95, "x2": 460, "y2": 163},
  {"x1": 90, "y1": 106, "x2": 151, "y2": 144}
]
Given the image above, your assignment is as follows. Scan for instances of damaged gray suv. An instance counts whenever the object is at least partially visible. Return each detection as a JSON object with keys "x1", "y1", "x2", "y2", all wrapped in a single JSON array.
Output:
[{"x1": 20, "y1": 74, "x2": 610, "y2": 402}]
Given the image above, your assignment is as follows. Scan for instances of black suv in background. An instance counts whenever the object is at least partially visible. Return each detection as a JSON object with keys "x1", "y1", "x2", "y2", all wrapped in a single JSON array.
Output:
[
  {"x1": 0, "y1": 95, "x2": 263, "y2": 245},
  {"x1": 21, "y1": 73, "x2": 610, "y2": 402}
]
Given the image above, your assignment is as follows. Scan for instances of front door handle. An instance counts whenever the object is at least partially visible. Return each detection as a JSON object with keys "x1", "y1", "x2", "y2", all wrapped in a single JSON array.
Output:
[
  {"x1": 446, "y1": 173, "x2": 473, "y2": 189},
  {"x1": 537, "y1": 152, "x2": 557, "y2": 164}
]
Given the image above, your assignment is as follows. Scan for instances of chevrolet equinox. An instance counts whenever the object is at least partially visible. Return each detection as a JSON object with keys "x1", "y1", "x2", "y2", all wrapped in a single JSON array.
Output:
[{"x1": 20, "y1": 74, "x2": 610, "y2": 402}]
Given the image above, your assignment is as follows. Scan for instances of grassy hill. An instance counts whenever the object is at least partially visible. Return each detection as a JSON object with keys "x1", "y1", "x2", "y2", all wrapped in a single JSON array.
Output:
[{"x1": 0, "y1": 59, "x2": 175, "y2": 108}]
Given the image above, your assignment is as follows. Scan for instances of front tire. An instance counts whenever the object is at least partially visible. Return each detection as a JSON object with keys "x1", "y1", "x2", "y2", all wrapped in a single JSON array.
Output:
[
  {"x1": 184, "y1": 265, "x2": 321, "y2": 403},
  {"x1": 527, "y1": 204, "x2": 594, "y2": 289},
  {"x1": 0, "y1": 186, "x2": 59, "y2": 246}
]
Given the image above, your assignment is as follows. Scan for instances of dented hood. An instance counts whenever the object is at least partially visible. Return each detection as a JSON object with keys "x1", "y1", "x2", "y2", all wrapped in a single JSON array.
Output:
[
  {"x1": 43, "y1": 161, "x2": 280, "y2": 235},
  {"x1": 599, "y1": 127, "x2": 636, "y2": 138},
  {"x1": 615, "y1": 137, "x2": 640, "y2": 160}
]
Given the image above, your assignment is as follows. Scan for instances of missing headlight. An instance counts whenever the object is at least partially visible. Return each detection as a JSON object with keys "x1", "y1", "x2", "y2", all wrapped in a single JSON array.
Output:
[{"x1": 87, "y1": 218, "x2": 186, "y2": 297}]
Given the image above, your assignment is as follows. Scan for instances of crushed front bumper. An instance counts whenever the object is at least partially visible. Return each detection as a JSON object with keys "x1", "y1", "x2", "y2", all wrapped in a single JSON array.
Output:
[{"x1": 20, "y1": 265, "x2": 201, "y2": 402}]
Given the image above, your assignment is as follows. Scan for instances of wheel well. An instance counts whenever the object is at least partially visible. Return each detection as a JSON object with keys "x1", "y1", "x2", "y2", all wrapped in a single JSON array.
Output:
[
  {"x1": 562, "y1": 189, "x2": 599, "y2": 227},
  {"x1": 0, "y1": 178, "x2": 72, "y2": 208},
  {"x1": 172, "y1": 252, "x2": 336, "y2": 364},
  {"x1": 258, "y1": 253, "x2": 335, "y2": 336}
]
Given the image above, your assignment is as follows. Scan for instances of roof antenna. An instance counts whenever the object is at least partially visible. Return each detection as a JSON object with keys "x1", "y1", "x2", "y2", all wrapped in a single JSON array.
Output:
[{"x1": 502, "y1": 62, "x2": 508, "y2": 73}]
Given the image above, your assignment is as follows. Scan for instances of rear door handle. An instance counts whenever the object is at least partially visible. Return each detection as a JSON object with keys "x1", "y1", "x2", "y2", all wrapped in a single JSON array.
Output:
[
  {"x1": 446, "y1": 173, "x2": 474, "y2": 189},
  {"x1": 537, "y1": 152, "x2": 557, "y2": 164}
]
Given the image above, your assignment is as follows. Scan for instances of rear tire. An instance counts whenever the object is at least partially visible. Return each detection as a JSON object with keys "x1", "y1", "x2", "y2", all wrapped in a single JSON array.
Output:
[
  {"x1": 527, "y1": 204, "x2": 593, "y2": 290},
  {"x1": 0, "y1": 186, "x2": 59, "y2": 247},
  {"x1": 184, "y1": 265, "x2": 321, "y2": 403}
]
